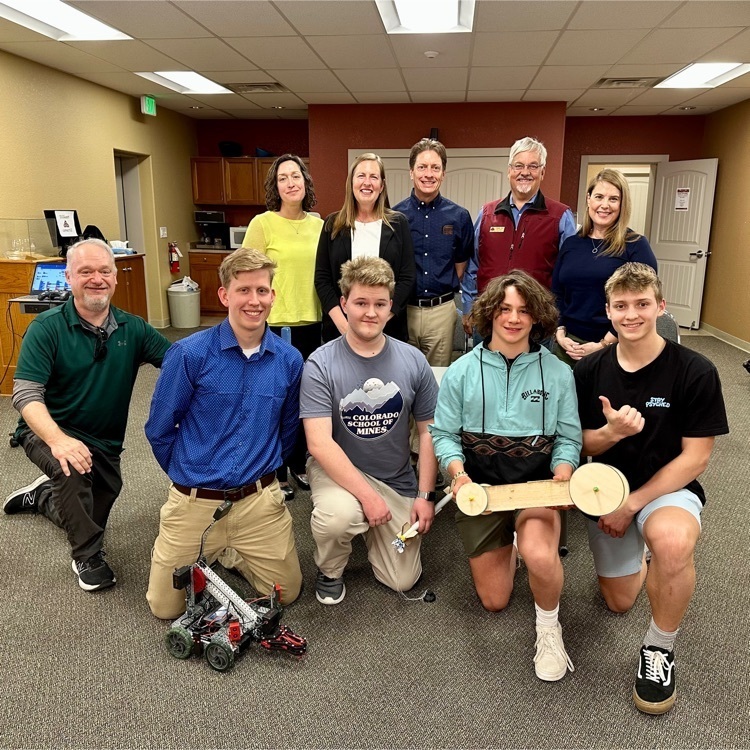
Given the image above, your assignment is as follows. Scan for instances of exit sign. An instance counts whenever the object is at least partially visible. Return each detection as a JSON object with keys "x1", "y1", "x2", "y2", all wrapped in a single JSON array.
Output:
[{"x1": 140, "y1": 95, "x2": 157, "y2": 116}]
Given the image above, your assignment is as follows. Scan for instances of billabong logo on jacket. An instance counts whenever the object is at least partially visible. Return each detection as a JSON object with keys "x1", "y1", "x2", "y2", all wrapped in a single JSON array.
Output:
[
  {"x1": 339, "y1": 378, "x2": 403, "y2": 439},
  {"x1": 521, "y1": 388, "x2": 549, "y2": 404}
]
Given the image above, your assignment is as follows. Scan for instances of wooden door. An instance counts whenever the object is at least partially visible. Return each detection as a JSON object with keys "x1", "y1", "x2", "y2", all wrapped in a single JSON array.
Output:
[
  {"x1": 650, "y1": 159, "x2": 718, "y2": 329},
  {"x1": 224, "y1": 158, "x2": 257, "y2": 204},
  {"x1": 188, "y1": 252, "x2": 225, "y2": 315},
  {"x1": 112, "y1": 255, "x2": 147, "y2": 319}
]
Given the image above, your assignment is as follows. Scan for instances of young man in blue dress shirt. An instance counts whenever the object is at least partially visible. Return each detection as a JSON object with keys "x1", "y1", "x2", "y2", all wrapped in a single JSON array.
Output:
[
  {"x1": 145, "y1": 248, "x2": 303, "y2": 619},
  {"x1": 394, "y1": 138, "x2": 474, "y2": 368}
]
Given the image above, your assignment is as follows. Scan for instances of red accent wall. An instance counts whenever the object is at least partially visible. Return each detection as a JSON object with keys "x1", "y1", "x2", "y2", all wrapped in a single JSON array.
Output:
[
  {"x1": 562, "y1": 115, "x2": 707, "y2": 210},
  {"x1": 195, "y1": 120, "x2": 309, "y2": 158},
  {"x1": 308, "y1": 102, "x2": 567, "y2": 217}
]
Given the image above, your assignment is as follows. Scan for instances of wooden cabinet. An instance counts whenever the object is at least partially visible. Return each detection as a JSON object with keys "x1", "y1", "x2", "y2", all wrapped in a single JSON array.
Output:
[
  {"x1": 256, "y1": 157, "x2": 276, "y2": 200},
  {"x1": 0, "y1": 258, "x2": 63, "y2": 396},
  {"x1": 191, "y1": 157, "x2": 259, "y2": 205},
  {"x1": 111, "y1": 254, "x2": 148, "y2": 319},
  {"x1": 188, "y1": 251, "x2": 227, "y2": 315},
  {"x1": 191, "y1": 157, "x2": 225, "y2": 204}
]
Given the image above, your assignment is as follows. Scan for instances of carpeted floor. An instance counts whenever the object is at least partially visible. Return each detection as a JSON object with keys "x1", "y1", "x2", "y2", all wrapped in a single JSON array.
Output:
[{"x1": 0, "y1": 332, "x2": 748, "y2": 749}]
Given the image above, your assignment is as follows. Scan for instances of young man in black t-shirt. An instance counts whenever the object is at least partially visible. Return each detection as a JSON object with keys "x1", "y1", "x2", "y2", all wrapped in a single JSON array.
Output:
[{"x1": 574, "y1": 263, "x2": 728, "y2": 716}]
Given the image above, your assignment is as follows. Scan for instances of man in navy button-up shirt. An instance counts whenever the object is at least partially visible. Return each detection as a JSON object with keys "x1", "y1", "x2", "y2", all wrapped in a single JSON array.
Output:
[
  {"x1": 145, "y1": 248, "x2": 303, "y2": 619},
  {"x1": 394, "y1": 139, "x2": 473, "y2": 368}
]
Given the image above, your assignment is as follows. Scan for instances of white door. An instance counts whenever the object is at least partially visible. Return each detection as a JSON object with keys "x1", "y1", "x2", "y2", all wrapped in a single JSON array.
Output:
[
  {"x1": 350, "y1": 149, "x2": 509, "y2": 221},
  {"x1": 649, "y1": 159, "x2": 718, "y2": 329}
]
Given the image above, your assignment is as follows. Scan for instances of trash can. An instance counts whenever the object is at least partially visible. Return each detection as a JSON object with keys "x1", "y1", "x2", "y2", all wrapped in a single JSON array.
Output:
[{"x1": 167, "y1": 287, "x2": 200, "y2": 328}]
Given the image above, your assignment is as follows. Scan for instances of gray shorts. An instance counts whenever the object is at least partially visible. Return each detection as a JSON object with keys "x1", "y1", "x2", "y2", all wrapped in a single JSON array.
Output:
[{"x1": 586, "y1": 489, "x2": 703, "y2": 578}]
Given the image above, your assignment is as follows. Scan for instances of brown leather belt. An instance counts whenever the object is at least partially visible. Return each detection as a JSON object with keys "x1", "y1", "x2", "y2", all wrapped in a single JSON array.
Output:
[
  {"x1": 413, "y1": 291, "x2": 455, "y2": 308},
  {"x1": 172, "y1": 471, "x2": 276, "y2": 502}
]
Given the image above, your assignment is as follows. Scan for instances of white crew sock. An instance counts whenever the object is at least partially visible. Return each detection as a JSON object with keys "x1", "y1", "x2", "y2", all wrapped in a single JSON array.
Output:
[{"x1": 535, "y1": 603, "x2": 559, "y2": 629}]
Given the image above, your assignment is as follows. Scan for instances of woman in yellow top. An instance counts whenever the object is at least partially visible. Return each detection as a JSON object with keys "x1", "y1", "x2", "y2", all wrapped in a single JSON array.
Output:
[{"x1": 243, "y1": 153, "x2": 323, "y2": 498}]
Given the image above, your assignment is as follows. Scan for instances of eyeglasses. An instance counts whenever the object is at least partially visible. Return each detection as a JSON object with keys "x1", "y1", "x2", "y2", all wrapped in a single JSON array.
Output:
[
  {"x1": 510, "y1": 162, "x2": 543, "y2": 173},
  {"x1": 414, "y1": 165, "x2": 443, "y2": 174},
  {"x1": 93, "y1": 329, "x2": 108, "y2": 363}
]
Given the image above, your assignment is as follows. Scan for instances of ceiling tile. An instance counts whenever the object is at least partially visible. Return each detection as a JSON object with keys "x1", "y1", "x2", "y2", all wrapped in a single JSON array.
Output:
[
  {"x1": 469, "y1": 66, "x2": 538, "y2": 90},
  {"x1": 661, "y1": 1, "x2": 750, "y2": 27},
  {"x1": 604, "y1": 63, "x2": 684, "y2": 79},
  {"x1": 473, "y1": 31, "x2": 559, "y2": 66},
  {"x1": 530, "y1": 65, "x2": 609, "y2": 89},
  {"x1": 574, "y1": 88, "x2": 644, "y2": 106},
  {"x1": 660, "y1": 105, "x2": 717, "y2": 115},
  {"x1": 0, "y1": 18, "x2": 49, "y2": 42},
  {"x1": 334, "y1": 68, "x2": 405, "y2": 92},
  {"x1": 226, "y1": 36, "x2": 326, "y2": 70},
  {"x1": 628, "y1": 87, "x2": 707, "y2": 105},
  {"x1": 185, "y1": 94, "x2": 262, "y2": 109},
  {"x1": 268, "y1": 69, "x2": 346, "y2": 93},
  {"x1": 697, "y1": 28, "x2": 750, "y2": 63},
  {"x1": 150, "y1": 38, "x2": 257, "y2": 72},
  {"x1": 67, "y1": 1, "x2": 211, "y2": 39},
  {"x1": 566, "y1": 107, "x2": 615, "y2": 116},
  {"x1": 402, "y1": 67, "x2": 467, "y2": 92},
  {"x1": 466, "y1": 91, "x2": 525, "y2": 102},
  {"x1": 619, "y1": 27, "x2": 742, "y2": 64},
  {"x1": 298, "y1": 92, "x2": 357, "y2": 104},
  {"x1": 522, "y1": 89, "x2": 585, "y2": 103},
  {"x1": 390, "y1": 35, "x2": 471, "y2": 68},
  {"x1": 243, "y1": 93, "x2": 308, "y2": 108},
  {"x1": 274, "y1": 1, "x2": 384, "y2": 36},
  {"x1": 353, "y1": 91, "x2": 411, "y2": 103},
  {"x1": 410, "y1": 91, "x2": 467, "y2": 103},
  {"x1": 206, "y1": 71, "x2": 276, "y2": 84},
  {"x1": 66, "y1": 40, "x2": 189, "y2": 72},
  {"x1": 0, "y1": 41, "x2": 121, "y2": 73},
  {"x1": 546, "y1": 29, "x2": 651, "y2": 65},
  {"x1": 567, "y1": 1, "x2": 679, "y2": 29},
  {"x1": 219, "y1": 109, "x2": 284, "y2": 119},
  {"x1": 680, "y1": 88, "x2": 750, "y2": 106},
  {"x1": 606, "y1": 105, "x2": 671, "y2": 116},
  {"x1": 474, "y1": 1, "x2": 577, "y2": 31},
  {"x1": 76, "y1": 71, "x2": 179, "y2": 97},
  {"x1": 306, "y1": 35, "x2": 396, "y2": 69},
  {"x1": 176, "y1": 1, "x2": 296, "y2": 36}
]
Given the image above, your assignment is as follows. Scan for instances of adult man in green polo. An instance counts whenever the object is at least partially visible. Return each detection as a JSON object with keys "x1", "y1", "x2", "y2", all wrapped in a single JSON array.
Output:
[{"x1": 4, "y1": 239, "x2": 170, "y2": 591}]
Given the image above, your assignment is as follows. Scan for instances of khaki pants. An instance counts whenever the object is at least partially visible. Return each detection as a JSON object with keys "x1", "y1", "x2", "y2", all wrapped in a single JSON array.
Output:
[
  {"x1": 147, "y1": 482, "x2": 302, "y2": 620},
  {"x1": 407, "y1": 300, "x2": 458, "y2": 368},
  {"x1": 307, "y1": 457, "x2": 422, "y2": 592}
]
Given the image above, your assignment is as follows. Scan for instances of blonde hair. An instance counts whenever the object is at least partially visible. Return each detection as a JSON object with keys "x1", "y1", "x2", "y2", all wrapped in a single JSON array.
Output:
[
  {"x1": 339, "y1": 256, "x2": 395, "y2": 299},
  {"x1": 330, "y1": 153, "x2": 395, "y2": 239},
  {"x1": 581, "y1": 168, "x2": 641, "y2": 257},
  {"x1": 219, "y1": 247, "x2": 276, "y2": 288},
  {"x1": 604, "y1": 262, "x2": 663, "y2": 304}
]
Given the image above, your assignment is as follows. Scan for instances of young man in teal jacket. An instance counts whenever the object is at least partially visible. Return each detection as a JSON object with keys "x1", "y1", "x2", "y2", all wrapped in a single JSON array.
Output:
[{"x1": 431, "y1": 269, "x2": 581, "y2": 682}]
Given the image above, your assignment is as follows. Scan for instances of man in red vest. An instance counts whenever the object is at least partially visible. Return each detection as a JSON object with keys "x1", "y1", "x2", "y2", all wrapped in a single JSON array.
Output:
[{"x1": 463, "y1": 137, "x2": 576, "y2": 337}]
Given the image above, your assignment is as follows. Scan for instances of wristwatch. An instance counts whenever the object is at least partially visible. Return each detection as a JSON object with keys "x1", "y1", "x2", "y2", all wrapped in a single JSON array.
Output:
[{"x1": 416, "y1": 490, "x2": 437, "y2": 502}]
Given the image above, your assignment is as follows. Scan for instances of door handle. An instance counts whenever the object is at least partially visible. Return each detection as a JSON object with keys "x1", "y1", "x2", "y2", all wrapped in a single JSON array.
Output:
[{"x1": 689, "y1": 250, "x2": 704, "y2": 259}]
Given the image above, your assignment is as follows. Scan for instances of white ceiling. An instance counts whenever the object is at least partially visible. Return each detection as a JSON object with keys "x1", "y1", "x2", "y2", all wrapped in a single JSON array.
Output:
[{"x1": 1, "y1": 0, "x2": 749, "y2": 119}]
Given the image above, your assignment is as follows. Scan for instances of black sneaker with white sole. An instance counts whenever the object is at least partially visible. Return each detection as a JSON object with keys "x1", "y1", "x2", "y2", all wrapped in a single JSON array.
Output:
[
  {"x1": 72, "y1": 551, "x2": 116, "y2": 591},
  {"x1": 633, "y1": 645, "x2": 676, "y2": 715},
  {"x1": 315, "y1": 570, "x2": 345, "y2": 605},
  {"x1": 3, "y1": 475, "x2": 50, "y2": 514}
]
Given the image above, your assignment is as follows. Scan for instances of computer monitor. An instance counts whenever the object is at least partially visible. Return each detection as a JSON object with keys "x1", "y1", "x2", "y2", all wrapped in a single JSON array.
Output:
[
  {"x1": 30, "y1": 263, "x2": 72, "y2": 295},
  {"x1": 44, "y1": 210, "x2": 82, "y2": 257}
]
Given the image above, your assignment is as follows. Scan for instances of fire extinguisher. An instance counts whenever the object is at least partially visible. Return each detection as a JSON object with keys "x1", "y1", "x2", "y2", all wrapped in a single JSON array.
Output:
[{"x1": 168, "y1": 241, "x2": 182, "y2": 274}]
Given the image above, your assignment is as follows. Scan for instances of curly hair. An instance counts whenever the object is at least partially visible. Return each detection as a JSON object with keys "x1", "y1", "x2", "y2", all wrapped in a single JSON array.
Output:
[
  {"x1": 472, "y1": 270, "x2": 559, "y2": 343},
  {"x1": 263, "y1": 154, "x2": 317, "y2": 212}
]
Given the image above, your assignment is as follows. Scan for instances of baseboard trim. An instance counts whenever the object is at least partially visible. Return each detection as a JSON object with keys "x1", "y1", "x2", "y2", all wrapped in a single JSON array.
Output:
[
  {"x1": 699, "y1": 323, "x2": 750, "y2": 353},
  {"x1": 150, "y1": 317, "x2": 171, "y2": 329}
]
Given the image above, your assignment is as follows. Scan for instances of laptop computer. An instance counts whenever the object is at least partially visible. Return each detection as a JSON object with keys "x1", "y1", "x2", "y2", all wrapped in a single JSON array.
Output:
[{"x1": 12, "y1": 263, "x2": 72, "y2": 313}]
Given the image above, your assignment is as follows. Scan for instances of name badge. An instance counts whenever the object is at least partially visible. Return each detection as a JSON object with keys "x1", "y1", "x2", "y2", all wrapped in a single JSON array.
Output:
[
  {"x1": 489, "y1": 226, "x2": 505, "y2": 233},
  {"x1": 442, "y1": 225, "x2": 454, "y2": 235}
]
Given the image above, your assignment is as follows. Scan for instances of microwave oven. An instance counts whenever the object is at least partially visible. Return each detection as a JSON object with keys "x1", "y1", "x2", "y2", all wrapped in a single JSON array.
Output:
[{"x1": 229, "y1": 226, "x2": 248, "y2": 249}]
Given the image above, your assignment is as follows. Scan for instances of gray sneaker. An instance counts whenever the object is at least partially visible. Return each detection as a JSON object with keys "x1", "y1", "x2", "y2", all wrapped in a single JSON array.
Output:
[
  {"x1": 3, "y1": 475, "x2": 50, "y2": 514},
  {"x1": 315, "y1": 570, "x2": 345, "y2": 605}
]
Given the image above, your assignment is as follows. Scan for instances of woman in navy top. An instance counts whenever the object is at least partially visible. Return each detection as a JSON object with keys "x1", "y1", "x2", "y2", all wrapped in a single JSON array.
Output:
[{"x1": 552, "y1": 168, "x2": 657, "y2": 366}]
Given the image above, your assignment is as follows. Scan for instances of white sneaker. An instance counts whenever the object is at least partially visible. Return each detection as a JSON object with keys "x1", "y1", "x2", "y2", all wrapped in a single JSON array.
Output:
[{"x1": 534, "y1": 623, "x2": 574, "y2": 681}]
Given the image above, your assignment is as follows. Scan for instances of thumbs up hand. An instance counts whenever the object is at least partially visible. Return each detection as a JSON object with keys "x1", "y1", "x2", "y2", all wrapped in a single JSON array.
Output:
[{"x1": 599, "y1": 395, "x2": 644, "y2": 440}]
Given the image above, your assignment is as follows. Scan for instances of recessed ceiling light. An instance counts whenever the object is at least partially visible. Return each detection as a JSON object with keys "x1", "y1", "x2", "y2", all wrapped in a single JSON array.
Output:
[
  {"x1": 424, "y1": 51, "x2": 439, "y2": 59},
  {"x1": 0, "y1": 0, "x2": 130, "y2": 40},
  {"x1": 679, "y1": 106, "x2": 697, "y2": 111},
  {"x1": 189, "y1": 106, "x2": 204, "y2": 110},
  {"x1": 135, "y1": 72, "x2": 231, "y2": 95},
  {"x1": 376, "y1": 0, "x2": 474, "y2": 34},
  {"x1": 589, "y1": 107, "x2": 606, "y2": 112},
  {"x1": 272, "y1": 106, "x2": 286, "y2": 110},
  {"x1": 656, "y1": 62, "x2": 750, "y2": 89}
]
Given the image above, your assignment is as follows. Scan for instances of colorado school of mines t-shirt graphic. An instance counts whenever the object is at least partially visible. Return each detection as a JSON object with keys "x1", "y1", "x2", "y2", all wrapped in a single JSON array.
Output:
[{"x1": 339, "y1": 378, "x2": 404, "y2": 439}]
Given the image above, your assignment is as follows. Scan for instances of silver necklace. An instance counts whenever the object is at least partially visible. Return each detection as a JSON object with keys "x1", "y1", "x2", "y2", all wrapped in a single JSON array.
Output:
[
  {"x1": 591, "y1": 237, "x2": 605, "y2": 254},
  {"x1": 282, "y1": 211, "x2": 305, "y2": 234}
]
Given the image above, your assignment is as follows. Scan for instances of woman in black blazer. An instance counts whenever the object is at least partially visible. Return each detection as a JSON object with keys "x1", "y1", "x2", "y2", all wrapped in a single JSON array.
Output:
[{"x1": 315, "y1": 152, "x2": 416, "y2": 343}]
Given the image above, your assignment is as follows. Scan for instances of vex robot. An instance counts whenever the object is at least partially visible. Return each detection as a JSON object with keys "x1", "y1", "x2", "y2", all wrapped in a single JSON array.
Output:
[{"x1": 164, "y1": 500, "x2": 306, "y2": 671}]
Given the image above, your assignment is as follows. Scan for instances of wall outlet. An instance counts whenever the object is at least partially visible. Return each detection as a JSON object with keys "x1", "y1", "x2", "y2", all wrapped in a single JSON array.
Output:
[{"x1": 159, "y1": 226, "x2": 168, "y2": 238}]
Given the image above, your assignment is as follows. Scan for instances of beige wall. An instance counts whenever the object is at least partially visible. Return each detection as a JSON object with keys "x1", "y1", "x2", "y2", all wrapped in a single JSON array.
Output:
[
  {"x1": 701, "y1": 99, "x2": 750, "y2": 345},
  {"x1": 0, "y1": 51, "x2": 198, "y2": 326}
]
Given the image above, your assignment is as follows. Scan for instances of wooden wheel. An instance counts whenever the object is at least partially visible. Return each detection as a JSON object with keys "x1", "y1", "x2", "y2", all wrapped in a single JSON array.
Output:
[
  {"x1": 455, "y1": 482, "x2": 489, "y2": 516},
  {"x1": 569, "y1": 463, "x2": 629, "y2": 518}
]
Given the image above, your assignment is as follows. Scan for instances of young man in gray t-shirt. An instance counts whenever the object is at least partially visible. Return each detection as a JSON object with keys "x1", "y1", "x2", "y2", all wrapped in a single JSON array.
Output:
[{"x1": 301, "y1": 256, "x2": 439, "y2": 605}]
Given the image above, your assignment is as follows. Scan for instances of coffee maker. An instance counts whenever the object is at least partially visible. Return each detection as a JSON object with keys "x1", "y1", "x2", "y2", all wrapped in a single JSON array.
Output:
[{"x1": 195, "y1": 210, "x2": 230, "y2": 250}]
